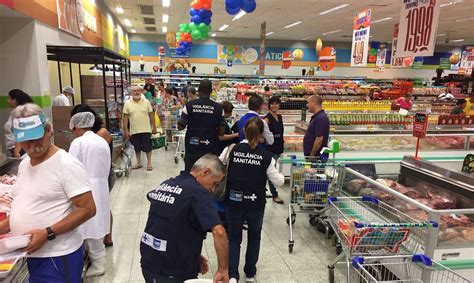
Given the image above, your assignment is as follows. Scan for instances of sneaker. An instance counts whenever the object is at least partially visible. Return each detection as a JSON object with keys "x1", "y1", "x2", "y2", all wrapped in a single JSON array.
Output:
[
  {"x1": 273, "y1": 196, "x2": 284, "y2": 204},
  {"x1": 246, "y1": 276, "x2": 255, "y2": 282},
  {"x1": 230, "y1": 278, "x2": 238, "y2": 283}
]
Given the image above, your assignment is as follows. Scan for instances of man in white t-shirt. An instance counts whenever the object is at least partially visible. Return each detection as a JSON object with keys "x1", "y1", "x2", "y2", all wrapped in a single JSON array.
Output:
[
  {"x1": 0, "y1": 103, "x2": 96, "y2": 282},
  {"x1": 53, "y1": 86, "x2": 74, "y2": 106}
]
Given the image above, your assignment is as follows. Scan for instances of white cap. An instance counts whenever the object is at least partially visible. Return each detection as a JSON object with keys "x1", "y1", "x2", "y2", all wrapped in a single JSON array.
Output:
[
  {"x1": 63, "y1": 86, "x2": 75, "y2": 95},
  {"x1": 69, "y1": 112, "x2": 95, "y2": 130}
]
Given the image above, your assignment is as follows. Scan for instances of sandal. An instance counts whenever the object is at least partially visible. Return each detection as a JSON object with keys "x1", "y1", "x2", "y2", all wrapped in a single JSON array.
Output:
[
  {"x1": 132, "y1": 165, "x2": 143, "y2": 170},
  {"x1": 147, "y1": 166, "x2": 153, "y2": 171}
]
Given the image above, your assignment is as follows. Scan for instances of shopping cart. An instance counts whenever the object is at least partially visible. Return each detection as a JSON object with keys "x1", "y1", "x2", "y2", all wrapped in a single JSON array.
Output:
[
  {"x1": 113, "y1": 139, "x2": 133, "y2": 178},
  {"x1": 161, "y1": 110, "x2": 185, "y2": 164},
  {"x1": 327, "y1": 196, "x2": 438, "y2": 283},
  {"x1": 286, "y1": 157, "x2": 345, "y2": 253},
  {"x1": 351, "y1": 254, "x2": 472, "y2": 283}
]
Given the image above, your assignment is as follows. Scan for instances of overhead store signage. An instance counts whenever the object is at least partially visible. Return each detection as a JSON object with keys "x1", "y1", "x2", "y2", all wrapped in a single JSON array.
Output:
[
  {"x1": 395, "y1": 0, "x2": 440, "y2": 57},
  {"x1": 439, "y1": 58, "x2": 451, "y2": 70},
  {"x1": 217, "y1": 45, "x2": 258, "y2": 65},
  {"x1": 259, "y1": 22, "x2": 266, "y2": 75},
  {"x1": 57, "y1": 0, "x2": 85, "y2": 37},
  {"x1": 391, "y1": 23, "x2": 413, "y2": 68},
  {"x1": 350, "y1": 9, "x2": 371, "y2": 67},
  {"x1": 375, "y1": 47, "x2": 387, "y2": 71},
  {"x1": 459, "y1": 46, "x2": 474, "y2": 76},
  {"x1": 319, "y1": 47, "x2": 337, "y2": 71}
]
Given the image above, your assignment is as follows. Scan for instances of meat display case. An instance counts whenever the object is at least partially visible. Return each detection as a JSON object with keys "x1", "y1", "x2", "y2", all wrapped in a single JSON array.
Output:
[{"x1": 341, "y1": 156, "x2": 474, "y2": 281}]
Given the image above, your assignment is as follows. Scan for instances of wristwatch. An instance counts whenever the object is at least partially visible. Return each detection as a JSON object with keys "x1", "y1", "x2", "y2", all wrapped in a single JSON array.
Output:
[{"x1": 46, "y1": 227, "x2": 56, "y2": 241}]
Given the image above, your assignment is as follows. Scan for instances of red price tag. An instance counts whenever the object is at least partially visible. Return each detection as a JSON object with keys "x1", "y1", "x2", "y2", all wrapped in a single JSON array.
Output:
[{"x1": 413, "y1": 113, "x2": 428, "y2": 138}]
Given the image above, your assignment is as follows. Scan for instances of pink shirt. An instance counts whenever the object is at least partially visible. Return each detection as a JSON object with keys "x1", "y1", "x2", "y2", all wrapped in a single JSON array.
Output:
[{"x1": 397, "y1": 97, "x2": 413, "y2": 110}]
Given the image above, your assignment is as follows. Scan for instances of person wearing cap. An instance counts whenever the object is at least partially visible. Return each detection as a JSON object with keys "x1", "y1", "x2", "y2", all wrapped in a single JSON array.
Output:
[
  {"x1": 0, "y1": 103, "x2": 96, "y2": 282},
  {"x1": 4, "y1": 89, "x2": 33, "y2": 158},
  {"x1": 68, "y1": 112, "x2": 111, "y2": 277},
  {"x1": 178, "y1": 79, "x2": 226, "y2": 171},
  {"x1": 53, "y1": 86, "x2": 74, "y2": 106}
]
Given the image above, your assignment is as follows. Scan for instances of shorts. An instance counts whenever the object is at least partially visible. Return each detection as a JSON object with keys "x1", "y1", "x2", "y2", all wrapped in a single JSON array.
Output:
[
  {"x1": 131, "y1": 133, "x2": 152, "y2": 153},
  {"x1": 27, "y1": 246, "x2": 84, "y2": 283}
]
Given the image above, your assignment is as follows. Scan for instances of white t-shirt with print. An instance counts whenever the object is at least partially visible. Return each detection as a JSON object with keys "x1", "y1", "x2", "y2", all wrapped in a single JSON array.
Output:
[{"x1": 9, "y1": 149, "x2": 92, "y2": 258}]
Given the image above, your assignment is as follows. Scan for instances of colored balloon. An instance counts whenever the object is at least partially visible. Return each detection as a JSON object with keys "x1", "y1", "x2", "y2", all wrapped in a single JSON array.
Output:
[
  {"x1": 192, "y1": 15, "x2": 202, "y2": 24},
  {"x1": 241, "y1": 0, "x2": 256, "y2": 13},
  {"x1": 225, "y1": 5, "x2": 240, "y2": 15},
  {"x1": 190, "y1": 8, "x2": 198, "y2": 17},
  {"x1": 225, "y1": 0, "x2": 240, "y2": 9},
  {"x1": 191, "y1": 29, "x2": 202, "y2": 40},
  {"x1": 203, "y1": 17, "x2": 211, "y2": 25}
]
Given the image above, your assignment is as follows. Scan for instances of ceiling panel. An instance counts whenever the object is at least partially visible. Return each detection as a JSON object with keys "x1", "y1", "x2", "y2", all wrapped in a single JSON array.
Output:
[{"x1": 104, "y1": 0, "x2": 474, "y2": 45}]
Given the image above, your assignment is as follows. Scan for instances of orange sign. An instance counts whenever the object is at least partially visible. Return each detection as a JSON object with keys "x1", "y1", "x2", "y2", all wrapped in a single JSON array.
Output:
[
  {"x1": 319, "y1": 47, "x2": 336, "y2": 71},
  {"x1": 57, "y1": 0, "x2": 83, "y2": 38}
]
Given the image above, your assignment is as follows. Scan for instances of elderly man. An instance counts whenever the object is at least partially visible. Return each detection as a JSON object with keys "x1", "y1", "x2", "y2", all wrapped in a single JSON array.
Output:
[
  {"x1": 140, "y1": 154, "x2": 229, "y2": 283},
  {"x1": 0, "y1": 103, "x2": 96, "y2": 282},
  {"x1": 304, "y1": 95, "x2": 330, "y2": 158},
  {"x1": 123, "y1": 85, "x2": 158, "y2": 171},
  {"x1": 68, "y1": 112, "x2": 111, "y2": 277},
  {"x1": 53, "y1": 86, "x2": 74, "y2": 106}
]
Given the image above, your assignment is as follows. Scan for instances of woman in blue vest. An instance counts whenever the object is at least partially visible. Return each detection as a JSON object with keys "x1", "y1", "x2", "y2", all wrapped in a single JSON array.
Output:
[{"x1": 220, "y1": 117, "x2": 284, "y2": 283}]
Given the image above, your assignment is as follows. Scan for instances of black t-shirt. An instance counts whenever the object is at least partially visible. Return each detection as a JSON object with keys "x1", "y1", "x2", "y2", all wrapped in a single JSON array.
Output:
[
  {"x1": 264, "y1": 113, "x2": 284, "y2": 154},
  {"x1": 140, "y1": 171, "x2": 221, "y2": 279},
  {"x1": 219, "y1": 119, "x2": 239, "y2": 153}
]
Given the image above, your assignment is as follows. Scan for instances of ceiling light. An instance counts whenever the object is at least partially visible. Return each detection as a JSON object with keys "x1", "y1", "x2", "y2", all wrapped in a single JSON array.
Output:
[
  {"x1": 116, "y1": 6, "x2": 124, "y2": 14},
  {"x1": 162, "y1": 0, "x2": 170, "y2": 8},
  {"x1": 131, "y1": 29, "x2": 137, "y2": 33},
  {"x1": 162, "y1": 26, "x2": 168, "y2": 33},
  {"x1": 124, "y1": 19, "x2": 132, "y2": 27},
  {"x1": 232, "y1": 10, "x2": 246, "y2": 21},
  {"x1": 319, "y1": 4, "x2": 349, "y2": 15},
  {"x1": 451, "y1": 39, "x2": 465, "y2": 42},
  {"x1": 266, "y1": 31, "x2": 274, "y2": 36},
  {"x1": 162, "y1": 14, "x2": 169, "y2": 23},
  {"x1": 218, "y1": 24, "x2": 229, "y2": 31},
  {"x1": 440, "y1": 1, "x2": 453, "y2": 7},
  {"x1": 372, "y1": 17, "x2": 392, "y2": 24},
  {"x1": 322, "y1": 29, "x2": 341, "y2": 36},
  {"x1": 284, "y1": 21, "x2": 302, "y2": 29},
  {"x1": 436, "y1": 33, "x2": 446, "y2": 37},
  {"x1": 211, "y1": 33, "x2": 216, "y2": 37},
  {"x1": 456, "y1": 17, "x2": 474, "y2": 22}
]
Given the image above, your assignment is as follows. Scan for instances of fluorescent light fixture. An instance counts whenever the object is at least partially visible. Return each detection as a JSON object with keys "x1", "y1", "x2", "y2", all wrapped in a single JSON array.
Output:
[
  {"x1": 162, "y1": 0, "x2": 170, "y2": 7},
  {"x1": 451, "y1": 39, "x2": 465, "y2": 42},
  {"x1": 218, "y1": 24, "x2": 229, "y2": 31},
  {"x1": 436, "y1": 33, "x2": 446, "y2": 37},
  {"x1": 266, "y1": 31, "x2": 274, "y2": 36},
  {"x1": 319, "y1": 4, "x2": 349, "y2": 15},
  {"x1": 372, "y1": 17, "x2": 392, "y2": 24},
  {"x1": 284, "y1": 21, "x2": 302, "y2": 29},
  {"x1": 211, "y1": 33, "x2": 216, "y2": 37},
  {"x1": 124, "y1": 19, "x2": 132, "y2": 27},
  {"x1": 322, "y1": 29, "x2": 341, "y2": 36},
  {"x1": 232, "y1": 10, "x2": 246, "y2": 21},
  {"x1": 440, "y1": 1, "x2": 453, "y2": 7},
  {"x1": 162, "y1": 14, "x2": 169, "y2": 23},
  {"x1": 131, "y1": 29, "x2": 137, "y2": 33},
  {"x1": 116, "y1": 6, "x2": 124, "y2": 14},
  {"x1": 162, "y1": 26, "x2": 168, "y2": 33},
  {"x1": 456, "y1": 17, "x2": 474, "y2": 22}
]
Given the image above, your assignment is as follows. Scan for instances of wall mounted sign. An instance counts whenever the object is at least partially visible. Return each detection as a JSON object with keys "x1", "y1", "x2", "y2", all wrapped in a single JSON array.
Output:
[{"x1": 350, "y1": 9, "x2": 371, "y2": 67}]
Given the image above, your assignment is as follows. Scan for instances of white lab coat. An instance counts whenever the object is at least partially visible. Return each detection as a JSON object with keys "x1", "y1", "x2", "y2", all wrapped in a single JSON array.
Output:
[{"x1": 69, "y1": 131, "x2": 111, "y2": 239}]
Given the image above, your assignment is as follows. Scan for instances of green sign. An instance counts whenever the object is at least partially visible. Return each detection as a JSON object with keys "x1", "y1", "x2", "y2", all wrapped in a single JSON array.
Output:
[{"x1": 439, "y1": 58, "x2": 450, "y2": 70}]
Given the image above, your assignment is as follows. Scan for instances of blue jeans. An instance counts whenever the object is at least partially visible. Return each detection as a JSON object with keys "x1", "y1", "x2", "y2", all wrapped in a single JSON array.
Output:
[
  {"x1": 226, "y1": 207, "x2": 264, "y2": 280},
  {"x1": 27, "y1": 246, "x2": 84, "y2": 283},
  {"x1": 268, "y1": 153, "x2": 281, "y2": 197}
]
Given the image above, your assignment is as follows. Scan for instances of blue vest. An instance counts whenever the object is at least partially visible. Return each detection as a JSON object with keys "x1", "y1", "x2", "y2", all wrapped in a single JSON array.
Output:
[{"x1": 238, "y1": 112, "x2": 259, "y2": 141}]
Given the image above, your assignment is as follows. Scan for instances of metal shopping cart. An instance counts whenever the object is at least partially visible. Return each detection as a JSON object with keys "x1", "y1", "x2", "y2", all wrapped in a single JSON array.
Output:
[
  {"x1": 327, "y1": 196, "x2": 438, "y2": 283},
  {"x1": 161, "y1": 110, "x2": 185, "y2": 164},
  {"x1": 351, "y1": 254, "x2": 472, "y2": 283},
  {"x1": 286, "y1": 157, "x2": 345, "y2": 253}
]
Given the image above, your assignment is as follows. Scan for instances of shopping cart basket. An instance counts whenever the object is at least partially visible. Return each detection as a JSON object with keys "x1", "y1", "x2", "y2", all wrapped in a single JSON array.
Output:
[
  {"x1": 327, "y1": 196, "x2": 438, "y2": 283},
  {"x1": 113, "y1": 139, "x2": 133, "y2": 178},
  {"x1": 286, "y1": 157, "x2": 345, "y2": 253},
  {"x1": 351, "y1": 254, "x2": 472, "y2": 283}
]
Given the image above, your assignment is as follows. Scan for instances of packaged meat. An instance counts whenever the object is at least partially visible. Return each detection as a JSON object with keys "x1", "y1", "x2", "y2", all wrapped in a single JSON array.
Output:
[
  {"x1": 376, "y1": 178, "x2": 397, "y2": 188},
  {"x1": 407, "y1": 210, "x2": 429, "y2": 221},
  {"x1": 461, "y1": 227, "x2": 474, "y2": 241},
  {"x1": 392, "y1": 183, "x2": 409, "y2": 194},
  {"x1": 441, "y1": 214, "x2": 472, "y2": 228},
  {"x1": 429, "y1": 195, "x2": 456, "y2": 209},
  {"x1": 373, "y1": 190, "x2": 395, "y2": 201},
  {"x1": 414, "y1": 198, "x2": 433, "y2": 208},
  {"x1": 0, "y1": 235, "x2": 31, "y2": 255},
  {"x1": 346, "y1": 179, "x2": 367, "y2": 194},
  {"x1": 358, "y1": 188, "x2": 376, "y2": 197},
  {"x1": 438, "y1": 228, "x2": 461, "y2": 242}
]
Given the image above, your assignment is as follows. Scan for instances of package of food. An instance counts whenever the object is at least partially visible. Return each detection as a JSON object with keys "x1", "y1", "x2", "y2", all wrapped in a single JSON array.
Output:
[
  {"x1": 346, "y1": 179, "x2": 367, "y2": 194},
  {"x1": 376, "y1": 178, "x2": 397, "y2": 188}
]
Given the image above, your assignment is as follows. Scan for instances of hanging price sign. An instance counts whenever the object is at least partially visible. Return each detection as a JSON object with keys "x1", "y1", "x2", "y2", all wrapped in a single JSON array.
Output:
[
  {"x1": 350, "y1": 9, "x2": 371, "y2": 67},
  {"x1": 396, "y1": 0, "x2": 440, "y2": 57}
]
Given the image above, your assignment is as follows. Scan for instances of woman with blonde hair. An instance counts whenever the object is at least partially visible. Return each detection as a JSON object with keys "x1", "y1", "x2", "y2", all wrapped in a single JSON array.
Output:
[{"x1": 220, "y1": 117, "x2": 284, "y2": 282}]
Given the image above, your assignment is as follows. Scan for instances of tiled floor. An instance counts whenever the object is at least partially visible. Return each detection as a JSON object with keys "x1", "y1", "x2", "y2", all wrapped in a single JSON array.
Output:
[{"x1": 87, "y1": 149, "x2": 347, "y2": 283}]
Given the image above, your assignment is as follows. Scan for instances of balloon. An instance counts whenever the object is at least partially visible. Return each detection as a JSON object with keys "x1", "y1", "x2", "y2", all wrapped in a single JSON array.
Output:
[
  {"x1": 225, "y1": 5, "x2": 240, "y2": 15},
  {"x1": 203, "y1": 3, "x2": 211, "y2": 10},
  {"x1": 225, "y1": 0, "x2": 240, "y2": 9},
  {"x1": 192, "y1": 15, "x2": 202, "y2": 24},
  {"x1": 189, "y1": 22, "x2": 197, "y2": 31},
  {"x1": 241, "y1": 0, "x2": 256, "y2": 13},
  {"x1": 203, "y1": 17, "x2": 211, "y2": 25},
  {"x1": 198, "y1": 8, "x2": 207, "y2": 17},
  {"x1": 190, "y1": 8, "x2": 198, "y2": 17},
  {"x1": 176, "y1": 32, "x2": 182, "y2": 37},
  {"x1": 201, "y1": 30, "x2": 209, "y2": 39},
  {"x1": 198, "y1": 23, "x2": 207, "y2": 31},
  {"x1": 206, "y1": 25, "x2": 212, "y2": 32},
  {"x1": 206, "y1": 10, "x2": 213, "y2": 19},
  {"x1": 191, "y1": 29, "x2": 202, "y2": 40},
  {"x1": 191, "y1": 1, "x2": 203, "y2": 9}
]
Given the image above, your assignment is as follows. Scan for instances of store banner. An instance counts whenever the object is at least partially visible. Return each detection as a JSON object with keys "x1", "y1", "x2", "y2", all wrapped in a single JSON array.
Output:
[
  {"x1": 439, "y1": 58, "x2": 451, "y2": 70},
  {"x1": 375, "y1": 47, "x2": 387, "y2": 71},
  {"x1": 217, "y1": 45, "x2": 258, "y2": 65},
  {"x1": 391, "y1": 23, "x2": 412, "y2": 68},
  {"x1": 259, "y1": 22, "x2": 266, "y2": 75},
  {"x1": 350, "y1": 9, "x2": 371, "y2": 67},
  {"x1": 395, "y1": 0, "x2": 440, "y2": 57},
  {"x1": 57, "y1": 0, "x2": 84, "y2": 38},
  {"x1": 459, "y1": 46, "x2": 474, "y2": 76}
]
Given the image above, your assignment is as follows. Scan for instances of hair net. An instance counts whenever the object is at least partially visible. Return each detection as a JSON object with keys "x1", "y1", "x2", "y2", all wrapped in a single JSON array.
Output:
[
  {"x1": 63, "y1": 86, "x2": 75, "y2": 95},
  {"x1": 69, "y1": 112, "x2": 95, "y2": 130}
]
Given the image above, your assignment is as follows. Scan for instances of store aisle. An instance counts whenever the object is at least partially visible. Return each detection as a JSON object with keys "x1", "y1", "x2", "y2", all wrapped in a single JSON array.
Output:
[{"x1": 88, "y1": 149, "x2": 346, "y2": 283}]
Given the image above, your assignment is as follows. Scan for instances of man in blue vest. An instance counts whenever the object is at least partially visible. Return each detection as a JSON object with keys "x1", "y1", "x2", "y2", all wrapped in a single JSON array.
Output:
[
  {"x1": 140, "y1": 154, "x2": 229, "y2": 283},
  {"x1": 237, "y1": 95, "x2": 274, "y2": 145},
  {"x1": 178, "y1": 79, "x2": 226, "y2": 171}
]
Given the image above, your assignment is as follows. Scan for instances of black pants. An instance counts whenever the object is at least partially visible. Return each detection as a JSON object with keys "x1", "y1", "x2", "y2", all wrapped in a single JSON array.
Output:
[{"x1": 142, "y1": 269, "x2": 187, "y2": 283}]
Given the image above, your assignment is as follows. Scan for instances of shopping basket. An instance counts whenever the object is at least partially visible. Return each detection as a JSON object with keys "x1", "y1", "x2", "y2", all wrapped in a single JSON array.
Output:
[
  {"x1": 287, "y1": 157, "x2": 345, "y2": 253},
  {"x1": 351, "y1": 254, "x2": 472, "y2": 283},
  {"x1": 151, "y1": 134, "x2": 166, "y2": 150}
]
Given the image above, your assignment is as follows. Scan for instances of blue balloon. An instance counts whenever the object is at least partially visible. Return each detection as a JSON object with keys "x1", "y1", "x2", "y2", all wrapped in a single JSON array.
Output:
[
  {"x1": 190, "y1": 8, "x2": 198, "y2": 17},
  {"x1": 241, "y1": 0, "x2": 256, "y2": 13},
  {"x1": 191, "y1": 15, "x2": 202, "y2": 24},
  {"x1": 206, "y1": 10, "x2": 213, "y2": 19},
  {"x1": 198, "y1": 8, "x2": 206, "y2": 16},
  {"x1": 203, "y1": 18, "x2": 211, "y2": 25},
  {"x1": 225, "y1": 5, "x2": 240, "y2": 15},
  {"x1": 225, "y1": 0, "x2": 240, "y2": 9}
]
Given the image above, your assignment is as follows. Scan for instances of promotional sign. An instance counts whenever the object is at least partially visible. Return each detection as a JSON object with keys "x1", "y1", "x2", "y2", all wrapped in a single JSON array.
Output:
[
  {"x1": 459, "y1": 46, "x2": 474, "y2": 76},
  {"x1": 350, "y1": 9, "x2": 371, "y2": 67},
  {"x1": 281, "y1": 51, "x2": 293, "y2": 69},
  {"x1": 439, "y1": 58, "x2": 451, "y2": 69},
  {"x1": 375, "y1": 48, "x2": 387, "y2": 72},
  {"x1": 57, "y1": 0, "x2": 85, "y2": 38},
  {"x1": 259, "y1": 21, "x2": 266, "y2": 75},
  {"x1": 413, "y1": 113, "x2": 428, "y2": 139},
  {"x1": 319, "y1": 47, "x2": 337, "y2": 71},
  {"x1": 217, "y1": 45, "x2": 258, "y2": 65},
  {"x1": 396, "y1": 0, "x2": 440, "y2": 57},
  {"x1": 391, "y1": 23, "x2": 412, "y2": 68}
]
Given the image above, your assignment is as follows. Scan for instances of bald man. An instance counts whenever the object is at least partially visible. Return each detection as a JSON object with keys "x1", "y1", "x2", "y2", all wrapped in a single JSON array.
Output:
[{"x1": 303, "y1": 95, "x2": 330, "y2": 158}]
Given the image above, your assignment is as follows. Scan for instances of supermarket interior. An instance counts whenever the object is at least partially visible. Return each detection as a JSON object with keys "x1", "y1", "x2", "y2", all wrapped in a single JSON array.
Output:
[{"x1": 0, "y1": 0, "x2": 474, "y2": 282}]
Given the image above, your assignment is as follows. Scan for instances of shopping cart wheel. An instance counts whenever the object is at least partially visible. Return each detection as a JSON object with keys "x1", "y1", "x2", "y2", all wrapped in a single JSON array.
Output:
[
  {"x1": 336, "y1": 245, "x2": 342, "y2": 255},
  {"x1": 116, "y1": 172, "x2": 123, "y2": 178},
  {"x1": 328, "y1": 265, "x2": 335, "y2": 283},
  {"x1": 309, "y1": 216, "x2": 318, "y2": 226},
  {"x1": 181, "y1": 154, "x2": 184, "y2": 158},
  {"x1": 174, "y1": 157, "x2": 179, "y2": 164},
  {"x1": 125, "y1": 160, "x2": 132, "y2": 177},
  {"x1": 288, "y1": 241, "x2": 294, "y2": 253},
  {"x1": 286, "y1": 215, "x2": 296, "y2": 225},
  {"x1": 165, "y1": 145, "x2": 168, "y2": 151}
]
